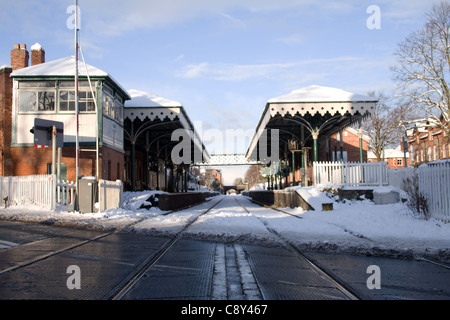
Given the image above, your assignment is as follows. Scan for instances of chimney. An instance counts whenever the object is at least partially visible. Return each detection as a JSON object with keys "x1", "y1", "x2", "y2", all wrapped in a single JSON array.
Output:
[
  {"x1": 31, "y1": 43, "x2": 45, "y2": 66},
  {"x1": 10, "y1": 43, "x2": 29, "y2": 71}
]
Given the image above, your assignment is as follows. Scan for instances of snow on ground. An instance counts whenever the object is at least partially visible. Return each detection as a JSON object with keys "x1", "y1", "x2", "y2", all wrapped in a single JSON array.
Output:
[{"x1": 0, "y1": 187, "x2": 449, "y2": 262}]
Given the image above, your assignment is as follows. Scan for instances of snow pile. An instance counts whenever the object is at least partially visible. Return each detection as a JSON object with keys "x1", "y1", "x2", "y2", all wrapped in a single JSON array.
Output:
[
  {"x1": 290, "y1": 186, "x2": 333, "y2": 210},
  {"x1": 0, "y1": 188, "x2": 449, "y2": 262}
]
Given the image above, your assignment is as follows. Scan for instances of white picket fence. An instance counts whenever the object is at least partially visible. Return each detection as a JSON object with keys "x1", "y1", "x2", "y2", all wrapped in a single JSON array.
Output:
[
  {"x1": 0, "y1": 175, "x2": 77, "y2": 210},
  {"x1": 57, "y1": 180, "x2": 76, "y2": 206},
  {"x1": 0, "y1": 175, "x2": 57, "y2": 209},
  {"x1": 418, "y1": 162, "x2": 450, "y2": 222},
  {"x1": 313, "y1": 161, "x2": 388, "y2": 187},
  {"x1": 0, "y1": 174, "x2": 124, "y2": 213},
  {"x1": 314, "y1": 162, "x2": 449, "y2": 222}
]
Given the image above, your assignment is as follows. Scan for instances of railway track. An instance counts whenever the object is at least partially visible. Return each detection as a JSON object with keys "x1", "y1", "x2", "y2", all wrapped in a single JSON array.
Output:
[
  {"x1": 1, "y1": 195, "x2": 449, "y2": 300},
  {"x1": 109, "y1": 196, "x2": 225, "y2": 300},
  {"x1": 233, "y1": 197, "x2": 360, "y2": 300},
  {"x1": 110, "y1": 195, "x2": 360, "y2": 300}
]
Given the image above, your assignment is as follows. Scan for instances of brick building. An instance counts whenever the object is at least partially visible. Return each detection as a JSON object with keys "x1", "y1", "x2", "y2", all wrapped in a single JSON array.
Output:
[
  {"x1": 367, "y1": 145, "x2": 410, "y2": 168},
  {"x1": 1, "y1": 43, "x2": 130, "y2": 182},
  {"x1": 406, "y1": 118, "x2": 450, "y2": 167},
  {"x1": 0, "y1": 43, "x2": 208, "y2": 191},
  {"x1": 319, "y1": 127, "x2": 370, "y2": 163}
]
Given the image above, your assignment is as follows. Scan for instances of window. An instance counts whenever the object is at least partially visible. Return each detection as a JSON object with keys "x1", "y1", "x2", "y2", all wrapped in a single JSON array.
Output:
[
  {"x1": 59, "y1": 91, "x2": 75, "y2": 111},
  {"x1": 19, "y1": 91, "x2": 36, "y2": 112},
  {"x1": 443, "y1": 144, "x2": 447, "y2": 159},
  {"x1": 38, "y1": 91, "x2": 55, "y2": 111},
  {"x1": 427, "y1": 147, "x2": 432, "y2": 161},
  {"x1": 102, "y1": 86, "x2": 123, "y2": 123},
  {"x1": 79, "y1": 91, "x2": 96, "y2": 112},
  {"x1": 108, "y1": 160, "x2": 112, "y2": 180},
  {"x1": 59, "y1": 90, "x2": 95, "y2": 112},
  {"x1": 19, "y1": 90, "x2": 55, "y2": 112},
  {"x1": 433, "y1": 146, "x2": 438, "y2": 160},
  {"x1": 397, "y1": 159, "x2": 403, "y2": 166}
]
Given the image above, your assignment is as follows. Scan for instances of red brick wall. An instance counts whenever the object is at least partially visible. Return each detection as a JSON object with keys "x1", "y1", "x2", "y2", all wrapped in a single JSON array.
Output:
[
  {"x1": 319, "y1": 129, "x2": 368, "y2": 162},
  {"x1": 10, "y1": 145, "x2": 124, "y2": 182},
  {"x1": 101, "y1": 147, "x2": 124, "y2": 181},
  {"x1": 0, "y1": 67, "x2": 13, "y2": 176}
]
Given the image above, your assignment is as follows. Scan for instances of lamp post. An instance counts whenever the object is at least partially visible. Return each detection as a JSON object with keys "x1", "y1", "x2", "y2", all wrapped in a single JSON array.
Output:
[{"x1": 288, "y1": 139, "x2": 299, "y2": 185}]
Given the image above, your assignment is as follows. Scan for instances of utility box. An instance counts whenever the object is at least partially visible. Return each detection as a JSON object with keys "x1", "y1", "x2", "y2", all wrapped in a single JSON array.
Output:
[{"x1": 78, "y1": 177, "x2": 98, "y2": 213}]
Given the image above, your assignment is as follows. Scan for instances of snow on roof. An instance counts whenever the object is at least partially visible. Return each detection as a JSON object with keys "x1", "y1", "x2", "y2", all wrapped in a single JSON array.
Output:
[
  {"x1": 367, "y1": 146, "x2": 409, "y2": 159},
  {"x1": 268, "y1": 85, "x2": 378, "y2": 103},
  {"x1": 11, "y1": 56, "x2": 130, "y2": 100},
  {"x1": 11, "y1": 56, "x2": 107, "y2": 77},
  {"x1": 0, "y1": 65, "x2": 12, "y2": 71},
  {"x1": 125, "y1": 89, "x2": 182, "y2": 108}
]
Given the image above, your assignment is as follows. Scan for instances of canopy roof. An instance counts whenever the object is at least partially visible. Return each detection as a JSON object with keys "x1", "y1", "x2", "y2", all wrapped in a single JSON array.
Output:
[
  {"x1": 124, "y1": 89, "x2": 210, "y2": 164},
  {"x1": 125, "y1": 89, "x2": 182, "y2": 108},
  {"x1": 268, "y1": 85, "x2": 378, "y2": 103},
  {"x1": 246, "y1": 85, "x2": 378, "y2": 162}
]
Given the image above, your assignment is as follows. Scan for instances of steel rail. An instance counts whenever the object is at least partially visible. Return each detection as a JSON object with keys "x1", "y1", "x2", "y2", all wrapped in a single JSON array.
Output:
[
  {"x1": 109, "y1": 196, "x2": 225, "y2": 300},
  {"x1": 234, "y1": 197, "x2": 360, "y2": 300}
]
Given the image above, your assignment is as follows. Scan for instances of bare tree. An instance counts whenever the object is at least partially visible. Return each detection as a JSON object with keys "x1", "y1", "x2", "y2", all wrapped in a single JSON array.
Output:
[
  {"x1": 244, "y1": 165, "x2": 264, "y2": 189},
  {"x1": 362, "y1": 92, "x2": 414, "y2": 161},
  {"x1": 392, "y1": 1, "x2": 450, "y2": 135}
]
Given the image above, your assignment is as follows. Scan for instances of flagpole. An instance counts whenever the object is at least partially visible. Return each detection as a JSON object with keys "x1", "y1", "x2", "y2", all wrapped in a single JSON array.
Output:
[{"x1": 75, "y1": 0, "x2": 80, "y2": 210}]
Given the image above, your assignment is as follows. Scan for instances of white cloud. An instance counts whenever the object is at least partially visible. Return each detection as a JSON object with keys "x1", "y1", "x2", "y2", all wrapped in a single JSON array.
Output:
[
  {"x1": 175, "y1": 56, "x2": 364, "y2": 82},
  {"x1": 74, "y1": 0, "x2": 363, "y2": 36},
  {"x1": 277, "y1": 34, "x2": 304, "y2": 45}
]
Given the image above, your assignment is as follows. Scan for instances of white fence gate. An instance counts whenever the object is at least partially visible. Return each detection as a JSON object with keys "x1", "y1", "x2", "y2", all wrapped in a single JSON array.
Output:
[
  {"x1": 387, "y1": 167, "x2": 416, "y2": 191},
  {"x1": 313, "y1": 161, "x2": 388, "y2": 187},
  {"x1": 98, "y1": 179, "x2": 123, "y2": 212},
  {"x1": 418, "y1": 163, "x2": 450, "y2": 222}
]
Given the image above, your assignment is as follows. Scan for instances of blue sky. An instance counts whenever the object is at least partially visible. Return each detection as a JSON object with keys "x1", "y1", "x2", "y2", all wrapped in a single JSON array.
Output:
[{"x1": 0, "y1": 0, "x2": 444, "y2": 156}]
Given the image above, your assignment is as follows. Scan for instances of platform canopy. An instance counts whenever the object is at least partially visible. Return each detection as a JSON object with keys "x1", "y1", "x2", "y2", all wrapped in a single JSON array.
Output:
[
  {"x1": 124, "y1": 89, "x2": 210, "y2": 189},
  {"x1": 246, "y1": 85, "x2": 378, "y2": 163}
]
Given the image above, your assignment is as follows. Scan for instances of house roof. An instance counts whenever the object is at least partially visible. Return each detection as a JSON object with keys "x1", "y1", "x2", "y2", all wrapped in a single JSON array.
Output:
[
  {"x1": 11, "y1": 56, "x2": 130, "y2": 100},
  {"x1": 367, "y1": 146, "x2": 409, "y2": 159}
]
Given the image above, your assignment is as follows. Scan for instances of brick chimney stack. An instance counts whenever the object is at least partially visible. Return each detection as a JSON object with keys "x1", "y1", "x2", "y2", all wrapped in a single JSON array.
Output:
[
  {"x1": 10, "y1": 43, "x2": 29, "y2": 71},
  {"x1": 31, "y1": 43, "x2": 45, "y2": 66}
]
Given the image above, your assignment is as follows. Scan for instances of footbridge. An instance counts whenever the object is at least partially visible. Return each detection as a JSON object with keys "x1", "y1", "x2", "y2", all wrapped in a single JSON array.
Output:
[
  {"x1": 194, "y1": 154, "x2": 264, "y2": 194},
  {"x1": 194, "y1": 154, "x2": 262, "y2": 167}
]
